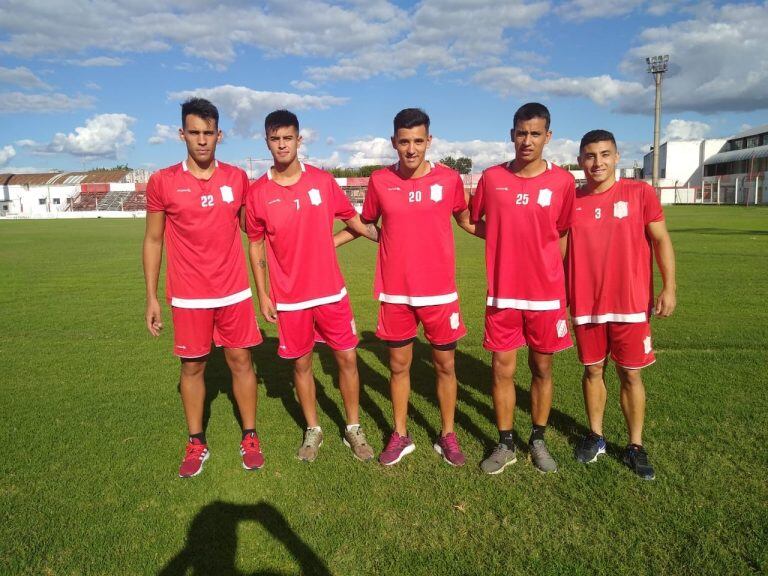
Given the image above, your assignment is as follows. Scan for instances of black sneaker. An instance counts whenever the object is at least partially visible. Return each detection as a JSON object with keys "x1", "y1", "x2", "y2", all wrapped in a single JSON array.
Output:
[
  {"x1": 623, "y1": 444, "x2": 655, "y2": 480},
  {"x1": 575, "y1": 432, "x2": 607, "y2": 464}
]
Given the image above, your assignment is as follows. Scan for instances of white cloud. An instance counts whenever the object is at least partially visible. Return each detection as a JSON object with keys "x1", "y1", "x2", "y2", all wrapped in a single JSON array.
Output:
[
  {"x1": 148, "y1": 123, "x2": 179, "y2": 145},
  {"x1": 68, "y1": 56, "x2": 128, "y2": 67},
  {"x1": 15, "y1": 139, "x2": 37, "y2": 147},
  {"x1": 558, "y1": 0, "x2": 643, "y2": 22},
  {"x1": 39, "y1": 113, "x2": 135, "y2": 158},
  {"x1": 300, "y1": 128, "x2": 318, "y2": 144},
  {"x1": 338, "y1": 137, "x2": 397, "y2": 168},
  {"x1": 0, "y1": 145, "x2": 16, "y2": 167},
  {"x1": 473, "y1": 67, "x2": 645, "y2": 106},
  {"x1": 618, "y1": 2, "x2": 768, "y2": 113},
  {"x1": 0, "y1": 2, "x2": 407, "y2": 69},
  {"x1": 168, "y1": 85, "x2": 347, "y2": 137},
  {"x1": 290, "y1": 80, "x2": 317, "y2": 91},
  {"x1": 0, "y1": 66, "x2": 50, "y2": 90},
  {"x1": 0, "y1": 92, "x2": 95, "y2": 113},
  {"x1": 306, "y1": 0, "x2": 549, "y2": 82},
  {"x1": 663, "y1": 119, "x2": 711, "y2": 141}
]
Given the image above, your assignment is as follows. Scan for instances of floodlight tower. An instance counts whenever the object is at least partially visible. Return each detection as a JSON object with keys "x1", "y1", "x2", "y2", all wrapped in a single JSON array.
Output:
[{"x1": 646, "y1": 54, "x2": 669, "y2": 190}]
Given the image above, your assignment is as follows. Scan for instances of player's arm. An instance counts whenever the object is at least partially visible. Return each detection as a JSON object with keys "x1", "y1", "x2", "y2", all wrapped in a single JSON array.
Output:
[
  {"x1": 142, "y1": 211, "x2": 165, "y2": 336},
  {"x1": 647, "y1": 220, "x2": 677, "y2": 317},
  {"x1": 335, "y1": 214, "x2": 379, "y2": 247},
  {"x1": 559, "y1": 230, "x2": 569, "y2": 260},
  {"x1": 248, "y1": 239, "x2": 277, "y2": 323},
  {"x1": 453, "y1": 208, "x2": 477, "y2": 236},
  {"x1": 238, "y1": 206, "x2": 247, "y2": 233}
]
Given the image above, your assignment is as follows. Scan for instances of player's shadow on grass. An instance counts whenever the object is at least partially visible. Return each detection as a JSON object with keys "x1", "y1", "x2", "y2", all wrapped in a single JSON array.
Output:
[
  {"x1": 252, "y1": 335, "x2": 369, "y2": 438},
  {"x1": 158, "y1": 500, "x2": 330, "y2": 576},
  {"x1": 357, "y1": 331, "x2": 624, "y2": 459},
  {"x1": 356, "y1": 331, "x2": 495, "y2": 447}
]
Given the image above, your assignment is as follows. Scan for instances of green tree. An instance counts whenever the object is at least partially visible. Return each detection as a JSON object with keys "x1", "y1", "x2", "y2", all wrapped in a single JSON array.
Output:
[{"x1": 439, "y1": 156, "x2": 472, "y2": 174}]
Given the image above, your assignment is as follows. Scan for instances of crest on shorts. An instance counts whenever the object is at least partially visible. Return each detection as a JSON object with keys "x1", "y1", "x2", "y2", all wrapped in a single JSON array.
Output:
[
  {"x1": 614, "y1": 200, "x2": 628, "y2": 219},
  {"x1": 219, "y1": 185, "x2": 234, "y2": 203},
  {"x1": 556, "y1": 319, "x2": 567, "y2": 338},
  {"x1": 308, "y1": 188, "x2": 322, "y2": 206},
  {"x1": 430, "y1": 183, "x2": 443, "y2": 203},
  {"x1": 450, "y1": 312, "x2": 460, "y2": 330},
  {"x1": 537, "y1": 188, "x2": 552, "y2": 207},
  {"x1": 643, "y1": 335, "x2": 652, "y2": 354}
]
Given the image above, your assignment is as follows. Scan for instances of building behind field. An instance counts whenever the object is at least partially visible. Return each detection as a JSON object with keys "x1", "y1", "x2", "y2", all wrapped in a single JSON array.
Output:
[
  {"x1": 0, "y1": 169, "x2": 150, "y2": 217},
  {"x1": 642, "y1": 124, "x2": 768, "y2": 205}
]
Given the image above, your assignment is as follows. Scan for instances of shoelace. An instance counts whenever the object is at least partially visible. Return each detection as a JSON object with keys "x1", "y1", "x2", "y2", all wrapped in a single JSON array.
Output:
[
  {"x1": 441, "y1": 434, "x2": 460, "y2": 452},
  {"x1": 185, "y1": 442, "x2": 206, "y2": 459},
  {"x1": 385, "y1": 434, "x2": 408, "y2": 453},
  {"x1": 304, "y1": 429, "x2": 321, "y2": 447},
  {"x1": 242, "y1": 435, "x2": 260, "y2": 451}
]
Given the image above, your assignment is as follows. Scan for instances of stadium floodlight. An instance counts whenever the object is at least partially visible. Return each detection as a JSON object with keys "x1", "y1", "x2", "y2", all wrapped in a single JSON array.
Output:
[{"x1": 647, "y1": 54, "x2": 670, "y2": 190}]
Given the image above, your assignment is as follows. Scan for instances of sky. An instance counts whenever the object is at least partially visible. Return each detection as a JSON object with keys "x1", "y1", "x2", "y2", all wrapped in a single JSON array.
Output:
[{"x1": 1, "y1": 0, "x2": 766, "y2": 176}]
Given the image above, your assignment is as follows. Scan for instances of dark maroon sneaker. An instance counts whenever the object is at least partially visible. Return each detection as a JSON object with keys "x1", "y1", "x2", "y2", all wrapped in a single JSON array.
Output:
[
  {"x1": 179, "y1": 438, "x2": 210, "y2": 478},
  {"x1": 378, "y1": 431, "x2": 416, "y2": 466},
  {"x1": 240, "y1": 432, "x2": 265, "y2": 470},
  {"x1": 433, "y1": 432, "x2": 466, "y2": 467}
]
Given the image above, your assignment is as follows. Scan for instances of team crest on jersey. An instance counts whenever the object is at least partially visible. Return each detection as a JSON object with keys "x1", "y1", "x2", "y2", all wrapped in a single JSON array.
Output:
[
  {"x1": 308, "y1": 188, "x2": 322, "y2": 206},
  {"x1": 614, "y1": 201, "x2": 628, "y2": 219},
  {"x1": 537, "y1": 188, "x2": 552, "y2": 207},
  {"x1": 556, "y1": 319, "x2": 567, "y2": 338},
  {"x1": 430, "y1": 183, "x2": 443, "y2": 203},
  {"x1": 219, "y1": 185, "x2": 234, "y2": 203}
]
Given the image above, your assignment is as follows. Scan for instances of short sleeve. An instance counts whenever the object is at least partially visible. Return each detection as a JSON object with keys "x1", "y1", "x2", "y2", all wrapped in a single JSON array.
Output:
[
  {"x1": 361, "y1": 176, "x2": 381, "y2": 223},
  {"x1": 146, "y1": 172, "x2": 164, "y2": 212},
  {"x1": 452, "y1": 172, "x2": 468, "y2": 214},
  {"x1": 469, "y1": 174, "x2": 486, "y2": 222},
  {"x1": 240, "y1": 169, "x2": 250, "y2": 207},
  {"x1": 245, "y1": 182, "x2": 265, "y2": 242},
  {"x1": 642, "y1": 183, "x2": 664, "y2": 224},
  {"x1": 331, "y1": 179, "x2": 356, "y2": 220},
  {"x1": 556, "y1": 174, "x2": 576, "y2": 233}
]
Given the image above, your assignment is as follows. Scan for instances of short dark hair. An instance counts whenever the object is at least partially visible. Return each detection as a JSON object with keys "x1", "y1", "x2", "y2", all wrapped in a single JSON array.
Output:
[
  {"x1": 579, "y1": 129, "x2": 617, "y2": 153},
  {"x1": 393, "y1": 108, "x2": 430, "y2": 134},
  {"x1": 181, "y1": 98, "x2": 219, "y2": 129},
  {"x1": 265, "y1": 109, "x2": 299, "y2": 134},
  {"x1": 513, "y1": 102, "x2": 550, "y2": 131}
]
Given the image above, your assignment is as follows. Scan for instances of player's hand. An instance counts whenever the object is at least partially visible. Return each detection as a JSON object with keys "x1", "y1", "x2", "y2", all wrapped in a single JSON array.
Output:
[
  {"x1": 261, "y1": 298, "x2": 278, "y2": 324},
  {"x1": 145, "y1": 298, "x2": 164, "y2": 336},
  {"x1": 654, "y1": 288, "x2": 676, "y2": 318}
]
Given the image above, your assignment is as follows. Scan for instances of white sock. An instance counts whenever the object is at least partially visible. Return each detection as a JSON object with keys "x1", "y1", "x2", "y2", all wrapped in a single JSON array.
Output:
[{"x1": 346, "y1": 423, "x2": 360, "y2": 431}]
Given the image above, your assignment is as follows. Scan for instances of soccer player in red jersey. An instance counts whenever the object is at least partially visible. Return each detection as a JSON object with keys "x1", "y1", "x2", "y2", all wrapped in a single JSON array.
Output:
[
  {"x1": 246, "y1": 109, "x2": 378, "y2": 463},
  {"x1": 143, "y1": 98, "x2": 264, "y2": 478},
  {"x1": 568, "y1": 130, "x2": 676, "y2": 480},
  {"x1": 469, "y1": 102, "x2": 575, "y2": 474},
  {"x1": 336, "y1": 108, "x2": 475, "y2": 466}
]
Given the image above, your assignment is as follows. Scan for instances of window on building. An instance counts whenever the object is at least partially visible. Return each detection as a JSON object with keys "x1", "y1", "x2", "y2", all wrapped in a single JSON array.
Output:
[
  {"x1": 731, "y1": 139, "x2": 744, "y2": 150},
  {"x1": 762, "y1": 134, "x2": 768, "y2": 146},
  {"x1": 747, "y1": 136, "x2": 760, "y2": 148},
  {"x1": 2, "y1": 205, "x2": 8, "y2": 211},
  {"x1": 53, "y1": 198, "x2": 61, "y2": 205},
  {"x1": 38, "y1": 198, "x2": 47, "y2": 205}
]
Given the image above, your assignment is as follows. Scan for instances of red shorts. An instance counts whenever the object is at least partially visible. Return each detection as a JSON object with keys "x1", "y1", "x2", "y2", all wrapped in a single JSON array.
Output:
[
  {"x1": 276, "y1": 296, "x2": 359, "y2": 359},
  {"x1": 574, "y1": 322, "x2": 655, "y2": 369},
  {"x1": 376, "y1": 300, "x2": 467, "y2": 346},
  {"x1": 171, "y1": 298, "x2": 262, "y2": 358},
  {"x1": 483, "y1": 306, "x2": 572, "y2": 353}
]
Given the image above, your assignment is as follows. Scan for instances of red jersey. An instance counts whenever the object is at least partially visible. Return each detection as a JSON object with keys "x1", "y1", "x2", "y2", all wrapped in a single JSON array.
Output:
[
  {"x1": 246, "y1": 163, "x2": 356, "y2": 311},
  {"x1": 567, "y1": 179, "x2": 664, "y2": 325},
  {"x1": 362, "y1": 163, "x2": 467, "y2": 305},
  {"x1": 146, "y1": 160, "x2": 251, "y2": 309},
  {"x1": 469, "y1": 161, "x2": 575, "y2": 310}
]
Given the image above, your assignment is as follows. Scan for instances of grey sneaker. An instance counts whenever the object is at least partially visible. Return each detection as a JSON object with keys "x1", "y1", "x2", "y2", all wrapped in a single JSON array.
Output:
[
  {"x1": 343, "y1": 425, "x2": 374, "y2": 462},
  {"x1": 480, "y1": 443, "x2": 517, "y2": 475},
  {"x1": 297, "y1": 427, "x2": 323, "y2": 462},
  {"x1": 529, "y1": 438, "x2": 558, "y2": 473}
]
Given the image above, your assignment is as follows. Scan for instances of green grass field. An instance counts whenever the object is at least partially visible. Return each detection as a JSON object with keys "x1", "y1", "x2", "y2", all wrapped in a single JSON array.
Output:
[{"x1": 1, "y1": 206, "x2": 767, "y2": 575}]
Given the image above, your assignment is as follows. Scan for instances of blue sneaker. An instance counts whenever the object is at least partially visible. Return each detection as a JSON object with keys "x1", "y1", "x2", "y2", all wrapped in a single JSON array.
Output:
[
  {"x1": 575, "y1": 432, "x2": 607, "y2": 464},
  {"x1": 623, "y1": 444, "x2": 656, "y2": 480}
]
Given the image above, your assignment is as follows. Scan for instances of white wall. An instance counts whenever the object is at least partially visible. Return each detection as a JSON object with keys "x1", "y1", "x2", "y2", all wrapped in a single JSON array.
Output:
[{"x1": 0, "y1": 184, "x2": 81, "y2": 216}]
